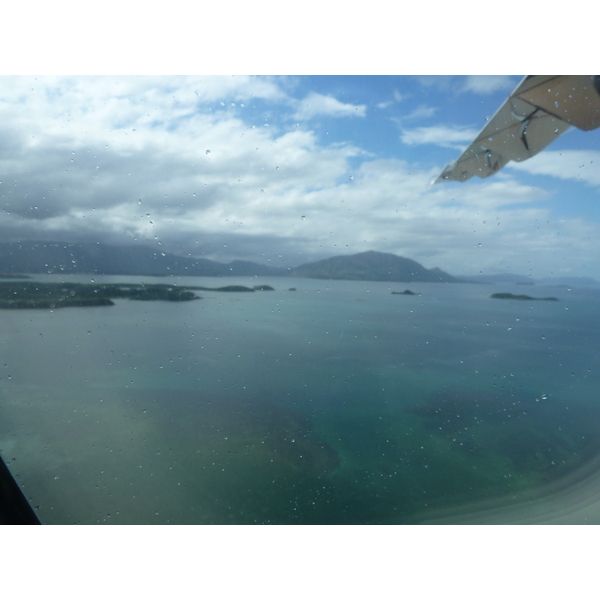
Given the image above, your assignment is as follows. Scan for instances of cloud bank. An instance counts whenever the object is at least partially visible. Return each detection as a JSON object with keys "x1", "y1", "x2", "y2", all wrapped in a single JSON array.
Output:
[{"x1": 1, "y1": 75, "x2": 600, "y2": 279}]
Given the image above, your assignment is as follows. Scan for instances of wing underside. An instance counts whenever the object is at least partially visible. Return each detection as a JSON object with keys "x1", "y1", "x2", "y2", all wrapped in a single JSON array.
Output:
[{"x1": 435, "y1": 75, "x2": 600, "y2": 184}]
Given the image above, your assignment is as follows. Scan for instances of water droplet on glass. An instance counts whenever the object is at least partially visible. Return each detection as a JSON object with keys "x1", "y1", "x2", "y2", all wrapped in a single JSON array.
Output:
[{"x1": 205, "y1": 150, "x2": 211, "y2": 155}]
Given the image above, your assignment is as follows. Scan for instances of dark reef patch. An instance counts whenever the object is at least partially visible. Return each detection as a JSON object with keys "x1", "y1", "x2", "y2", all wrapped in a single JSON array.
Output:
[
  {"x1": 404, "y1": 385, "x2": 600, "y2": 484},
  {"x1": 131, "y1": 390, "x2": 341, "y2": 478}
]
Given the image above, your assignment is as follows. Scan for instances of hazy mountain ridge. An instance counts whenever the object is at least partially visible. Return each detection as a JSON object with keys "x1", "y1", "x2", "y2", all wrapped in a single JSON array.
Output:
[
  {"x1": 7, "y1": 242, "x2": 593, "y2": 286},
  {"x1": 0, "y1": 241, "x2": 286, "y2": 277},
  {"x1": 459, "y1": 273, "x2": 600, "y2": 287}
]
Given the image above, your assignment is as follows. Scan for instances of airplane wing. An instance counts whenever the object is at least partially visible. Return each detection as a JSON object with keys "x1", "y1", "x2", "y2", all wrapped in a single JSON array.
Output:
[{"x1": 435, "y1": 75, "x2": 600, "y2": 184}]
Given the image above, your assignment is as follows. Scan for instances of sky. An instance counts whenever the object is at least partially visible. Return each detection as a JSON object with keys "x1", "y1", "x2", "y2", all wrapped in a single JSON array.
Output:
[
  {"x1": 2, "y1": 3, "x2": 598, "y2": 281},
  {"x1": 1, "y1": 73, "x2": 599, "y2": 279}
]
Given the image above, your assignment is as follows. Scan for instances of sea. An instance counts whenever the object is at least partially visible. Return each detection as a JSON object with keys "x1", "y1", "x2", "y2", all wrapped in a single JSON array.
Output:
[{"x1": 2, "y1": 274, "x2": 600, "y2": 524}]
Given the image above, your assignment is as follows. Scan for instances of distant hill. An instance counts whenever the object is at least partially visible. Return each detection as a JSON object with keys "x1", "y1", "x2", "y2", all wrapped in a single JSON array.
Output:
[
  {"x1": 536, "y1": 276, "x2": 600, "y2": 287},
  {"x1": 0, "y1": 241, "x2": 286, "y2": 277},
  {"x1": 457, "y1": 274, "x2": 535, "y2": 285},
  {"x1": 290, "y1": 250, "x2": 459, "y2": 283},
  {"x1": 459, "y1": 273, "x2": 600, "y2": 287}
]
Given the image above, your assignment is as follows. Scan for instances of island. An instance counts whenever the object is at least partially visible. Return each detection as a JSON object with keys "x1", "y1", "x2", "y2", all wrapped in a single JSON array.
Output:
[
  {"x1": 0, "y1": 281, "x2": 201, "y2": 309},
  {"x1": 392, "y1": 289, "x2": 418, "y2": 295},
  {"x1": 202, "y1": 285, "x2": 254, "y2": 292},
  {"x1": 0, "y1": 280, "x2": 280, "y2": 309},
  {"x1": 253, "y1": 285, "x2": 275, "y2": 291},
  {"x1": 490, "y1": 292, "x2": 559, "y2": 301},
  {"x1": 174, "y1": 284, "x2": 276, "y2": 293}
]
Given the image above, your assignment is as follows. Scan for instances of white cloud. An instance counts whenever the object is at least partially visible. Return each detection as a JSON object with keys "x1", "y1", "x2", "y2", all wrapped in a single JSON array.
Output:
[
  {"x1": 2, "y1": 75, "x2": 600, "y2": 278},
  {"x1": 293, "y1": 92, "x2": 367, "y2": 120},
  {"x1": 248, "y1": 158, "x2": 600, "y2": 278},
  {"x1": 415, "y1": 75, "x2": 520, "y2": 98},
  {"x1": 460, "y1": 75, "x2": 518, "y2": 95},
  {"x1": 392, "y1": 105, "x2": 438, "y2": 125},
  {"x1": 377, "y1": 90, "x2": 408, "y2": 109},
  {"x1": 0, "y1": 76, "x2": 368, "y2": 264},
  {"x1": 399, "y1": 124, "x2": 479, "y2": 148},
  {"x1": 0, "y1": 76, "x2": 288, "y2": 152},
  {"x1": 507, "y1": 149, "x2": 600, "y2": 187},
  {"x1": 405, "y1": 105, "x2": 438, "y2": 120}
]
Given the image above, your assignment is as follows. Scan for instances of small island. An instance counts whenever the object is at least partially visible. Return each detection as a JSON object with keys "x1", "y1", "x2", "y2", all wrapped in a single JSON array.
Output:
[
  {"x1": 201, "y1": 285, "x2": 255, "y2": 292},
  {"x1": 392, "y1": 289, "x2": 418, "y2": 296},
  {"x1": 190, "y1": 284, "x2": 275, "y2": 292},
  {"x1": 490, "y1": 292, "x2": 559, "y2": 302}
]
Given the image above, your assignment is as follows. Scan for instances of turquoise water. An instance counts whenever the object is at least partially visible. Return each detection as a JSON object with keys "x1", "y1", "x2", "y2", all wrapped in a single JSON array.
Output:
[{"x1": 2, "y1": 276, "x2": 600, "y2": 524}]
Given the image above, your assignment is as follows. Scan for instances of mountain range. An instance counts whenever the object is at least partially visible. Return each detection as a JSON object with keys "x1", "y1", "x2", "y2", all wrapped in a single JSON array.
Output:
[
  {"x1": 1, "y1": 241, "x2": 597, "y2": 286},
  {"x1": 0, "y1": 241, "x2": 286, "y2": 278},
  {"x1": 0, "y1": 242, "x2": 456, "y2": 283}
]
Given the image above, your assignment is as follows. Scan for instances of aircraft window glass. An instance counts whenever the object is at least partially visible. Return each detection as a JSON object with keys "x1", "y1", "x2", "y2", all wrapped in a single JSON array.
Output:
[{"x1": 1, "y1": 75, "x2": 600, "y2": 524}]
